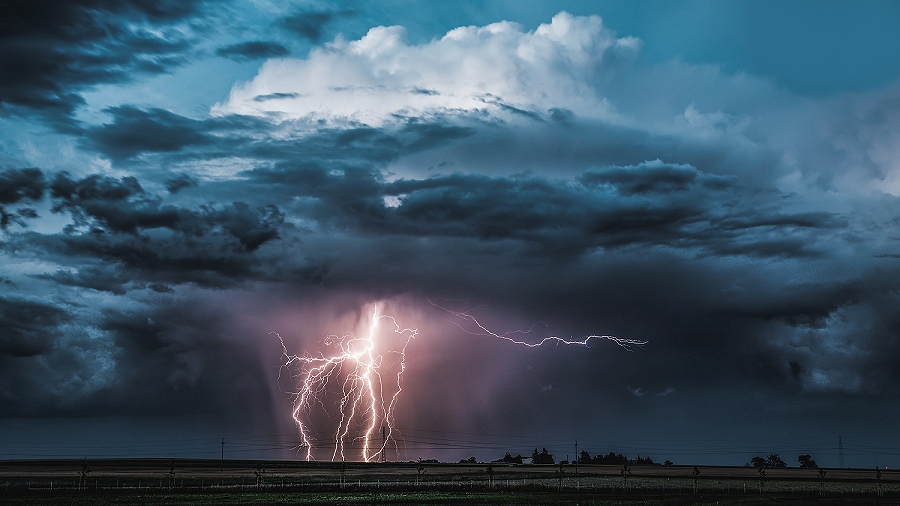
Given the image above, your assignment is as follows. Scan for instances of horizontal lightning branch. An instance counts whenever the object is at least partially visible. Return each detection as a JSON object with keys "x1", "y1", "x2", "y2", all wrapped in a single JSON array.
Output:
[{"x1": 429, "y1": 300, "x2": 648, "y2": 351}]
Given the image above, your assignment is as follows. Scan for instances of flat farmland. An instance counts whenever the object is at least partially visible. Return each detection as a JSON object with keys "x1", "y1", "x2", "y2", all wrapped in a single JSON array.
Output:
[{"x1": 1, "y1": 459, "x2": 898, "y2": 505}]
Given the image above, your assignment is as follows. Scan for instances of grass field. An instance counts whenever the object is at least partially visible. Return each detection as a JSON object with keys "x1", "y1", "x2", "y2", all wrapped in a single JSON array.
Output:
[
  {"x1": 3, "y1": 490, "x2": 899, "y2": 506},
  {"x1": 2, "y1": 459, "x2": 898, "y2": 505}
]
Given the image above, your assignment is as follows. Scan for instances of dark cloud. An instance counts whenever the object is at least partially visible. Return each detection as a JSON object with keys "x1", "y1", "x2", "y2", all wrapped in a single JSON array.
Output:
[
  {"x1": 548, "y1": 107, "x2": 575, "y2": 122},
  {"x1": 241, "y1": 157, "x2": 840, "y2": 259},
  {"x1": 50, "y1": 172, "x2": 171, "y2": 233},
  {"x1": 715, "y1": 280, "x2": 862, "y2": 338},
  {"x1": 80, "y1": 106, "x2": 479, "y2": 167},
  {"x1": 95, "y1": 113, "x2": 815, "y2": 268},
  {"x1": 21, "y1": 171, "x2": 288, "y2": 290},
  {"x1": 85, "y1": 303, "x2": 272, "y2": 416},
  {"x1": 165, "y1": 173, "x2": 198, "y2": 194},
  {"x1": 253, "y1": 92, "x2": 301, "y2": 102},
  {"x1": 279, "y1": 8, "x2": 354, "y2": 42},
  {"x1": 216, "y1": 40, "x2": 290, "y2": 61},
  {"x1": 0, "y1": 293, "x2": 275, "y2": 420},
  {"x1": 0, "y1": 167, "x2": 45, "y2": 228},
  {"x1": 579, "y1": 162, "x2": 733, "y2": 195},
  {"x1": 0, "y1": 167, "x2": 44, "y2": 204},
  {"x1": 80, "y1": 106, "x2": 288, "y2": 163},
  {"x1": 34, "y1": 264, "x2": 192, "y2": 296},
  {"x1": 148, "y1": 282, "x2": 175, "y2": 293},
  {"x1": 0, "y1": 0, "x2": 209, "y2": 128},
  {"x1": 479, "y1": 94, "x2": 545, "y2": 122},
  {"x1": 0, "y1": 296, "x2": 67, "y2": 358},
  {"x1": 85, "y1": 106, "x2": 215, "y2": 162},
  {"x1": 232, "y1": 120, "x2": 476, "y2": 170}
]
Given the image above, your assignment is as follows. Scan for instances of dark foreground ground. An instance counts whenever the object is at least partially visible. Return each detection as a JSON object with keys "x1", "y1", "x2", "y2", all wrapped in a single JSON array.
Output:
[
  {"x1": 2, "y1": 459, "x2": 898, "y2": 505},
  {"x1": 4, "y1": 490, "x2": 900, "y2": 506}
]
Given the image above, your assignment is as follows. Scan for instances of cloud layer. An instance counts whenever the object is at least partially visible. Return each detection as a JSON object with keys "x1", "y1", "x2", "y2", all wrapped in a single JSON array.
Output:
[
  {"x1": 1, "y1": 6, "x2": 900, "y2": 464},
  {"x1": 0, "y1": 0, "x2": 209, "y2": 128},
  {"x1": 215, "y1": 12, "x2": 639, "y2": 126}
]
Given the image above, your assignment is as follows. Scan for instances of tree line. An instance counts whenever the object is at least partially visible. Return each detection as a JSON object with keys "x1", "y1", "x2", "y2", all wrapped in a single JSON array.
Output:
[
  {"x1": 465, "y1": 449, "x2": 821, "y2": 468},
  {"x1": 577, "y1": 451, "x2": 669, "y2": 466},
  {"x1": 481, "y1": 449, "x2": 672, "y2": 466},
  {"x1": 749, "y1": 453, "x2": 818, "y2": 469}
]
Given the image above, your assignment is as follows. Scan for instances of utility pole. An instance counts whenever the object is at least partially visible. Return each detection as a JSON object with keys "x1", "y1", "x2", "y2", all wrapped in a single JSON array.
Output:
[
  {"x1": 838, "y1": 436, "x2": 844, "y2": 469},
  {"x1": 381, "y1": 426, "x2": 386, "y2": 463},
  {"x1": 221, "y1": 438, "x2": 225, "y2": 471},
  {"x1": 575, "y1": 440, "x2": 578, "y2": 476}
]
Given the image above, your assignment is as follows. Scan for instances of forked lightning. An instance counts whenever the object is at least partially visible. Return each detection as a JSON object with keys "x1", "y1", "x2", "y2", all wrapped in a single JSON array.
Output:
[{"x1": 278, "y1": 302, "x2": 645, "y2": 461}]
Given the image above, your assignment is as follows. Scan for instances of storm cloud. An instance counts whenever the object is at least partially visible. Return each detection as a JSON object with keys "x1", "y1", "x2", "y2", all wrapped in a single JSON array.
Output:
[
  {"x1": 0, "y1": 167, "x2": 44, "y2": 228},
  {"x1": 279, "y1": 7, "x2": 355, "y2": 42},
  {"x1": 216, "y1": 41, "x2": 290, "y2": 61},
  {"x1": 2, "y1": 7, "x2": 900, "y2": 466},
  {"x1": 0, "y1": 0, "x2": 210, "y2": 128}
]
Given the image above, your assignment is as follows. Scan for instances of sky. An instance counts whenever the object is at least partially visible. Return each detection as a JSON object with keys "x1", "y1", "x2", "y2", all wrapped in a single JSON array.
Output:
[{"x1": 2, "y1": 0, "x2": 900, "y2": 468}]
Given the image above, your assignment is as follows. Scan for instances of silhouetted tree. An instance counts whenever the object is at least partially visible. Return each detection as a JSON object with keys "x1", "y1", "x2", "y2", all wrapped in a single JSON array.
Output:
[
  {"x1": 751, "y1": 454, "x2": 787, "y2": 468},
  {"x1": 498, "y1": 452, "x2": 523, "y2": 464},
  {"x1": 608, "y1": 452, "x2": 627, "y2": 465},
  {"x1": 630, "y1": 455, "x2": 656, "y2": 466},
  {"x1": 255, "y1": 462, "x2": 266, "y2": 489},
  {"x1": 415, "y1": 463, "x2": 426, "y2": 486},
  {"x1": 166, "y1": 461, "x2": 176, "y2": 489},
  {"x1": 79, "y1": 459, "x2": 90, "y2": 491},
  {"x1": 600, "y1": 452, "x2": 627, "y2": 465},
  {"x1": 576, "y1": 450, "x2": 634, "y2": 465},
  {"x1": 692, "y1": 466, "x2": 701, "y2": 494},
  {"x1": 620, "y1": 463, "x2": 632, "y2": 490},
  {"x1": 555, "y1": 462, "x2": 565, "y2": 490},
  {"x1": 766, "y1": 453, "x2": 786, "y2": 468},
  {"x1": 459, "y1": 456, "x2": 477, "y2": 464},
  {"x1": 818, "y1": 468, "x2": 827, "y2": 496},
  {"x1": 531, "y1": 448, "x2": 554, "y2": 464},
  {"x1": 798, "y1": 454, "x2": 818, "y2": 469}
]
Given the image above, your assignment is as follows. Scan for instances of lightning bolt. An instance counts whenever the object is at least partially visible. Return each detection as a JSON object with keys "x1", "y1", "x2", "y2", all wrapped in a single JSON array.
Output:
[
  {"x1": 278, "y1": 301, "x2": 645, "y2": 461},
  {"x1": 276, "y1": 304, "x2": 417, "y2": 462},
  {"x1": 429, "y1": 301, "x2": 647, "y2": 351}
]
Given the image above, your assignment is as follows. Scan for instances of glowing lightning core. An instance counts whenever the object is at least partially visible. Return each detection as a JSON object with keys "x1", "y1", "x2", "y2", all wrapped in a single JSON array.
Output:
[
  {"x1": 277, "y1": 305, "x2": 417, "y2": 462},
  {"x1": 278, "y1": 302, "x2": 645, "y2": 462}
]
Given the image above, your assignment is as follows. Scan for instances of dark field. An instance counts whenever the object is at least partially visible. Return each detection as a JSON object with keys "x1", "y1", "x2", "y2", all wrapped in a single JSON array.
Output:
[{"x1": 2, "y1": 459, "x2": 898, "y2": 505}]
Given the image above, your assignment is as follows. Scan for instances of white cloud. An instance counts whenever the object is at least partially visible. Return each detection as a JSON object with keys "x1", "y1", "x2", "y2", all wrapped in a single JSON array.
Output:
[
  {"x1": 628, "y1": 386, "x2": 647, "y2": 397},
  {"x1": 209, "y1": 8, "x2": 900, "y2": 204},
  {"x1": 213, "y1": 12, "x2": 640, "y2": 126},
  {"x1": 822, "y1": 87, "x2": 900, "y2": 195}
]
